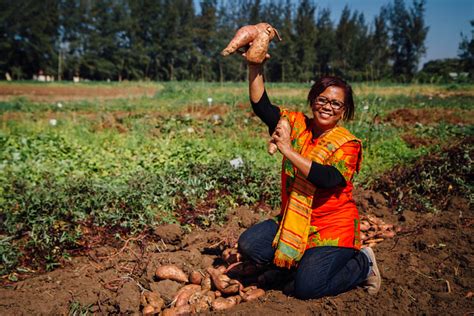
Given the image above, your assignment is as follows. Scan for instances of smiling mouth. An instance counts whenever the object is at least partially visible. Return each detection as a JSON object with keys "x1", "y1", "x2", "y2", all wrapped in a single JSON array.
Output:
[{"x1": 317, "y1": 111, "x2": 332, "y2": 118}]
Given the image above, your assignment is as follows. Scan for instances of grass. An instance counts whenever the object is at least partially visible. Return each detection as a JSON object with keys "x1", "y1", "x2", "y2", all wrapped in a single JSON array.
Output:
[{"x1": 0, "y1": 81, "x2": 472, "y2": 275}]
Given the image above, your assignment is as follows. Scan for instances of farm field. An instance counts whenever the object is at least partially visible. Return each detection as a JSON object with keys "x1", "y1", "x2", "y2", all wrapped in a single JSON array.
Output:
[{"x1": 0, "y1": 81, "x2": 473, "y2": 315}]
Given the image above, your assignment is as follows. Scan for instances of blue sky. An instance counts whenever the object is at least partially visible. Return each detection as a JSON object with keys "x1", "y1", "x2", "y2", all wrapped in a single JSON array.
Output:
[{"x1": 314, "y1": 0, "x2": 473, "y2": 66}]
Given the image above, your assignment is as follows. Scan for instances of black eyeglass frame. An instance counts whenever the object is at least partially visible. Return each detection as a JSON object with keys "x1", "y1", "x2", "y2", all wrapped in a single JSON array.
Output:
[{"x1": 314, "y1": 96, "x2": 345, "y2": 111}]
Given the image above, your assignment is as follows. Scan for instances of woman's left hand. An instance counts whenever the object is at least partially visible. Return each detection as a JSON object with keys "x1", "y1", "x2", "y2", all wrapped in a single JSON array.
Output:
[{"x1": 272, "y1": 119, "x2": 292, "y2": 155}]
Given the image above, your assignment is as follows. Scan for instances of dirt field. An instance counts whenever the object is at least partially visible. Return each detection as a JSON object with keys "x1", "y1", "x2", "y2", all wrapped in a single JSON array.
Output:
[
  {"x1": 0, "y1": 83, "x2": 159, "y2": 102},
  {"x1": 0, "y1": 84, "x2": 472, "y2": 314},
  {"x1": 0, "y1": 136, "x2": 472, "y2": 315}
]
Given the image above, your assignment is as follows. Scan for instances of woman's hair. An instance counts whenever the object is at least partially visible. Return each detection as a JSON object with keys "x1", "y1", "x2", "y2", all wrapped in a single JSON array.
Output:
[{"x1": 307, "y1": 76, "x2": 355, "y2": 121}]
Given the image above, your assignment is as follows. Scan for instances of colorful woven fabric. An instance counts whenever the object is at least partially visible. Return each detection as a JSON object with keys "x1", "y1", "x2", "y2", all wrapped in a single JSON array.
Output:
[{"x1": 272, "y1": 110, "x2": 362, "y2": 268}]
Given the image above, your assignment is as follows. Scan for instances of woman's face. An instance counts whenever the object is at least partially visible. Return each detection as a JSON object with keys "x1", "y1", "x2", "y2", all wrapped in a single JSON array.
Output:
[{"x1": 310, "y1": 86, "x2": 346, "y2": 132}]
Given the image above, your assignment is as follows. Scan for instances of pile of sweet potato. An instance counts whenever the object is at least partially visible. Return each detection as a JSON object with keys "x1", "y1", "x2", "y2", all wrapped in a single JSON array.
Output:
[
  {"x1": 360, "y1": 214, "x2": 400, "y2": 246},
  {"x1": 142, "y1": 256, "x2": 266, "y2": 315}
]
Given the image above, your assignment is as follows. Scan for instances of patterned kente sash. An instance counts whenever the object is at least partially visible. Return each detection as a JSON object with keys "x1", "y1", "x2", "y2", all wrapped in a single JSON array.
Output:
[{"x1": 272, "y1": 113, "x2": 360, "y2": 269}]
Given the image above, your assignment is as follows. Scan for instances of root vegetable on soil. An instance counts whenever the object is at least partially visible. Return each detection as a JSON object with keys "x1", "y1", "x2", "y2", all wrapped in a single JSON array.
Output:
[
  {"x1": 140, "y1": 291, "x2": 164, "y2": 312},
  {"x1": 155, "y1": 265, "x2": 189, "y2": 283},
  {"x1": 142, "y1": 304, "x2": 157, "y2": 316},
  {"x1": 173, "y1": 284, "x2": 202, "y2": 307},
  {"x1": 240, "y1": 287, "x2": 265, "y2": 301},
  {"x1": 360, "y1": 215, "x2": 398, "y2": 244},
  {"x1": 207, "y1": 267, "x2": 242, "y2": 295},
  {"x1": 222, "y1": 248, "x2": 242, "y2": 264},
  {"x1": 189, "y1": 271, "x2": 203, "y2": 285},
  {"x1": 211, "y1": 295, "x2": 242, "y2": 311}
]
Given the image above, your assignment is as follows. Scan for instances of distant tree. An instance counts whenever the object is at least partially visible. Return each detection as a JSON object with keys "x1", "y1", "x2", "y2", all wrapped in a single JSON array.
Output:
[
  {"x1": 387, "y1": 0, "x2": 428, "y2": 81},
  {"x1": 159, "y1": 0, "x2": 197, "y2": 80},
  {"x1": 277, "y1": 0, "x2": 298, "y2": 82},
  {"x1": 294, "y1": 0, "x2": 317, "y2": 81},
  {"x1": 127, "y1": 0, "x2": 163, "y2": 80},
  {"x1": 334, "y1": 6, "x2": 352, "y2": 77},
  {"x1": 194, "y1": 0, "x2": 219, "y2": 81},
  {"x1": 458, "y1": 20, "x2": 474, "y2": 78},
  {"x1": 315, "y1": 8, "x2": 335, "y2": 77},
  {"x1": 259, "y1": 0, "x2": 287, "y2": 81},
  {"x1": 349, "y1": 11, "x2": 371, "y2": 80},
  {"x1": 0, "y1": 0, "x2": 58, "y2": 79},
  {"x1": 369, "y1": 6, "x2": 391, "y2": 80}
]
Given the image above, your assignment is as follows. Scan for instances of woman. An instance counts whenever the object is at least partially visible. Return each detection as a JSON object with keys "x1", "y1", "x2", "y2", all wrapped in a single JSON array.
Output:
[{"x1": 237, "y1": 60, "x2": 381, "y2": 299}]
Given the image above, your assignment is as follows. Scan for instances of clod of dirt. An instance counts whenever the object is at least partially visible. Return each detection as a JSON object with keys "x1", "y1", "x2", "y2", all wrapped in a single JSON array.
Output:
[
  {"x1": 153, "y1": 224, "x2": 183, "y2": 245},
  {"x1": 116, "y1": 281, "x2": 140, "y2": 314},
  {"x1": 228, "y1": 207, "x2": 261, "y2": 228}
]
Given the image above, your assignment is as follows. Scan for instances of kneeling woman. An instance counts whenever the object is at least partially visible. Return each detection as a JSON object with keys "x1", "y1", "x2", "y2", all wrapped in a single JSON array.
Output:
[{"x1": 238, "y1": 61, "x2": 381, "y2": 299}]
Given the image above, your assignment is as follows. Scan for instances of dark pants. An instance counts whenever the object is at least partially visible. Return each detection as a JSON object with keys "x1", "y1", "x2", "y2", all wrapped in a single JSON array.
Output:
[{"x1": 238, "y1": 219, "x2": 370, "y2": 299}]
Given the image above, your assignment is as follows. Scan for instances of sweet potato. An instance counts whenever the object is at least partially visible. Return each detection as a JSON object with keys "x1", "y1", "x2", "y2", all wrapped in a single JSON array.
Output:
[
  {"x1": 188, "y1": 290, "x2": 215, "y2": 313},
  {"x1": 142, "y1": 304, "x2": 157, "y2": 316},
  {"x1": 189, "y1": 271, "x2": 203, "y2": 285},
  {"x1": 221, "y1": 25, "x2": 259, "y2": 56},
  {"x1": 206, "y1": 267, "x2": 242, "y2": 295},
  {"x1": 381, "y1": 230, "x2": 396, "y2": 238},
  {"x1": 155, "y1": 265, "x2": 189, "y2": 283},
  {"x1": 201, "y1": 275, "x2": 212, "y2": 291},
  {"x1": 221, "y1": 22, "x2": 281, "y2": 63},
  {"x1": 268, "y1": 118, "x2": 290, "y2": 155},
  {"x1": 222, "y1": 248, "x2": 242, "y2": 265},
  {"x1": 360, "y1": 220, "x2": 371, "y2": 231},
  {"x1": 140, "y1": 291, "x2": 164, "y2": 312},
  {"x1": 173, "y1": 284, "x2": 202, "y2": 307},
  {"x1": 240, "y1": 287, "x2": 265, "y2": 301},
  {"x1": 246, "y1": 23, "x2": 281, "y2": 64},
  {"x1": 211, "y1": 296, "x2": 242, "y2": 311}
]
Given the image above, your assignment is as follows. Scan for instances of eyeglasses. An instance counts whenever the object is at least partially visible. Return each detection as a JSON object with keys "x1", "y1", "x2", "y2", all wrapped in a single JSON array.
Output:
[{"x1": 314, "y1": 96, "x2": 345, "y2": 110}]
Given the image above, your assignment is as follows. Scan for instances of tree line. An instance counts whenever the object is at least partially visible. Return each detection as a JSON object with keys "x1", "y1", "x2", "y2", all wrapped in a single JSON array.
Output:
[{"x1": 0, "y1": 0, "x2": 471, "y2": 82}]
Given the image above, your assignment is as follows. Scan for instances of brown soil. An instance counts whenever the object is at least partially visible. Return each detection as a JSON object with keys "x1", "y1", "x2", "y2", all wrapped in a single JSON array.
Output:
[
  {"x1": 383, "y1": 108, "x2": 474, "y2": 126},
  {"x1": 0, "y1": 140, "x2": 472, "y2": 315},
  {"x1": 0, "y1": 83, "x2": 158, "y2": 102}
]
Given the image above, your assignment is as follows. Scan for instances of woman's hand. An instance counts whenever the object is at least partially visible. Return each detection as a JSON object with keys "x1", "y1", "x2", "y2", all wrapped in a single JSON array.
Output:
[{"x1": 272, "y1": 119, "x2": 292, "y2": 155}]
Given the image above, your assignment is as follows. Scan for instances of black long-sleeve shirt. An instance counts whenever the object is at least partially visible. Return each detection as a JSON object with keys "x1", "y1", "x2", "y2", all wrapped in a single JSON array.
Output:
[{"x1": 251, "y1": 90, "x2": 346, "y2": 189}]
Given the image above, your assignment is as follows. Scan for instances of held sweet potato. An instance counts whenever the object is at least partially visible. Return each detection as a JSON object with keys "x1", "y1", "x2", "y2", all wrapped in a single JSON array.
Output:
[
  {"x1": 268, "y1": 118, "x2": 290, "y2": 155},
  {"x1": 245, "y1": 23, "x2": 281, "y2": 64},
  {"x1": 221, "y1": 22, "x2": 281, "y2": 63},
  {"x1": 155, "y1": 265, "x2": 189, "y2": 283},
  {"x1": 221, "y1": 25, "x2": 259, "y2": 56}
]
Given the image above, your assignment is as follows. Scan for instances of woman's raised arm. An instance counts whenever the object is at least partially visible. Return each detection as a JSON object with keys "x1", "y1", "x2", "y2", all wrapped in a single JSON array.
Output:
[{"x1": 248, "y1": 63, "x2": 265, "y2": 103}]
